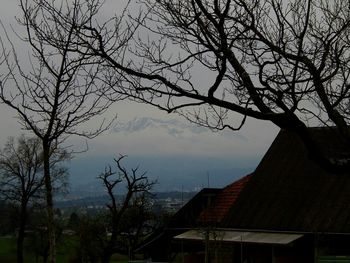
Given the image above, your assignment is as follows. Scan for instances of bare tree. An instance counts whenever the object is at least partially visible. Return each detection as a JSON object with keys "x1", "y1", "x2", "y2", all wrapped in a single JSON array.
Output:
[
  {"x1": 119, "y1": 194, "x2": 155, "y2": 260},
  {"x1": 0, "y1": 135, "x2": 68, "y2": 263},
  {"x1": 98, "y1": 155, "x2": 155, "y2": 263},
  {"x1": 0, "y1": 135, "x2": 43, "y2": 263},
  {"x1": 0, "y1": 0, "x2": 120, "y2": 262},
  {"x1": 33, "y1": 0, "x2": 350, "y2": 171}
]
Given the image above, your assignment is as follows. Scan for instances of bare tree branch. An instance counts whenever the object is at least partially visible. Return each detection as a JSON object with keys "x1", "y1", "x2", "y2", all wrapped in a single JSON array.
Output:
[
  {"x1": 98, "y1": 155, "x2": 155, "y2": 263},
  {"x1": 9, "y1": 0, "x2": 350, "y2": 174}
]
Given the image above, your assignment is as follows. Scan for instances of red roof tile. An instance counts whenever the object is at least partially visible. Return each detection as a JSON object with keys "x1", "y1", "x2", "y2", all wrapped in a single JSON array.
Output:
[{"x1": 199, "y1": 174, "x2": 251, "y2": 224}]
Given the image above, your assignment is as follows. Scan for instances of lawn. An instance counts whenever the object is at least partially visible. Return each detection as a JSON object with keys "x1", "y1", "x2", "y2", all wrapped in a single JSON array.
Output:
[
  {"x1": 0, "y1": 235, "x2": 79, "y2": 262},
  {"x1": 0, "y1": 236, "x2": 132, "y2": 262},
  {"x1": 0, "y1": 237, "x2": 18, "y2": 262}
]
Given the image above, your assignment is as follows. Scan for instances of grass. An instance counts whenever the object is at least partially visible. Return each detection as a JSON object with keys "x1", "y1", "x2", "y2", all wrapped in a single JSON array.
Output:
[
  {"x1": 0, "y1": 236, "x2": 135, "y2": 263},
  {"x1": 0, "y1": 236, "x2": 18, "y2": 262},
  {"x1": 0, "y1": 235, "x2": 78, "y2": 263}
]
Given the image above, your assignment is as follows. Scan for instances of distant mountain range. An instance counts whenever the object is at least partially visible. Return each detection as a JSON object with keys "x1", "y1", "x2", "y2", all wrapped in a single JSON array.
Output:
[
  {"x1": 113, "y1": 117, "x2": 207, "y2": 135},
  {"x1": 112, "y1": 117, "x2": 248, "y2": 140},
  {"x1": 68, "y1": 116, "x2": 267, "y2": 193}
]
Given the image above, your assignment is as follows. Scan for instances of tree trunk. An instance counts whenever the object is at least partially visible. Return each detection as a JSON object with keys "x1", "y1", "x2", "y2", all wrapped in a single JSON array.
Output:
[
  {"x1": 16, "y1": 202, "x2": 27, "y2": 263},
  {"x1": 43, "y1": 142, "x2": 56, "y2": 263},
  {"x1": 101, "y1": 251, "x2": 112, "y2": 263},
  {"x1": 101, "y1": 232, "x2": 117, "y2": 263},
  {"x1": 101, "y1": 243, "x2": 114, "y2": 263}
]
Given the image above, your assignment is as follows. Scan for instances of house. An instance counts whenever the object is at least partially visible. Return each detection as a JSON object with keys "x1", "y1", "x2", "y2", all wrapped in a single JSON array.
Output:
[
  {"x1": 137, "y1": 188, "x2": 221, "y2": 262},
  {"x1": 176, "y1": 127, "x2": 350, "y2": 262},
  {"x1": 137, "y1": 175, "x2": 251, "y2": 262},
  {"x1": 141, "y1": 127, "x2": 350, "y2": 262}
]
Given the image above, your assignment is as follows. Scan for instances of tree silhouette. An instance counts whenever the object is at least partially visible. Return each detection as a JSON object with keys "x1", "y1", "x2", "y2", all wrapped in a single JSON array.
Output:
[
  {"x1": 35, "y1": 0, "x2": 350, "y2": 171},
  {"x1": 0, "y1": 0, "x2": 119, "y2": 261},
  {"x1": 4, "y1": 1, "x2": 349, "y2": 190},
  {"x1": 98, "y1": 155, "x2": 155, "y2": 263},
  {"x1": 0, "y1": 135, "x2": 68, "y2": 263}
]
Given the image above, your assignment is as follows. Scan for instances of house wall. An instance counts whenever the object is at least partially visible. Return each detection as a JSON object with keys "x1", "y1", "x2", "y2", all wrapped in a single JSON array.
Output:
[
  {"x1": 202, "y1": 235, "x2": 314, "y2": 263},
  {"x1": 168, "y1": 234, "x2": 350, "y2": 262},
  {"x1": 206, "y1": 242, "x2": 273, "y2": 263},
  {"x1": 184, "y1": 253, "x2": 205, "y2": 263}
]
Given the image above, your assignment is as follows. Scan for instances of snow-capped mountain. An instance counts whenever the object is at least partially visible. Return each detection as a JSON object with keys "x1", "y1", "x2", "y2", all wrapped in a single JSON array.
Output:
[
  {"x1": 113, "y1": 117, "x2": 207, "y2": 134},
  {"x1": 112, "y1": 117, "x2": 246, "y2": 140}
]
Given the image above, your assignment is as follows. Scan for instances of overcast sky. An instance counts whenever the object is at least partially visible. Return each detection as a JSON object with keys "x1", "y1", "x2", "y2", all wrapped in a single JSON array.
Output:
[{"x1": 0, "y1": 0, "x2": 278, "y2": 190}]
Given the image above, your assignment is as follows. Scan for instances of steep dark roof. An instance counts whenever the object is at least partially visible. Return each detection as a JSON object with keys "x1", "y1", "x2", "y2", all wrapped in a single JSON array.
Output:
[{"x1": 224, "y1": 127, "x2": 350, "y2": 234}]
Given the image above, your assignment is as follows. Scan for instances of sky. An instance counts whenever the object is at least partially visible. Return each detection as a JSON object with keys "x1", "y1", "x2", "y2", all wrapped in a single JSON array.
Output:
[{"x1": 0, "y1": 0, "x2": 279, "y2": 192}]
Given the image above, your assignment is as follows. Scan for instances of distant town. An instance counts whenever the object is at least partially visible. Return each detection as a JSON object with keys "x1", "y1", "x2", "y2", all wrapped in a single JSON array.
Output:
[{"x1": 55, "y1": 190, "x2": 197, "y2": 216}]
